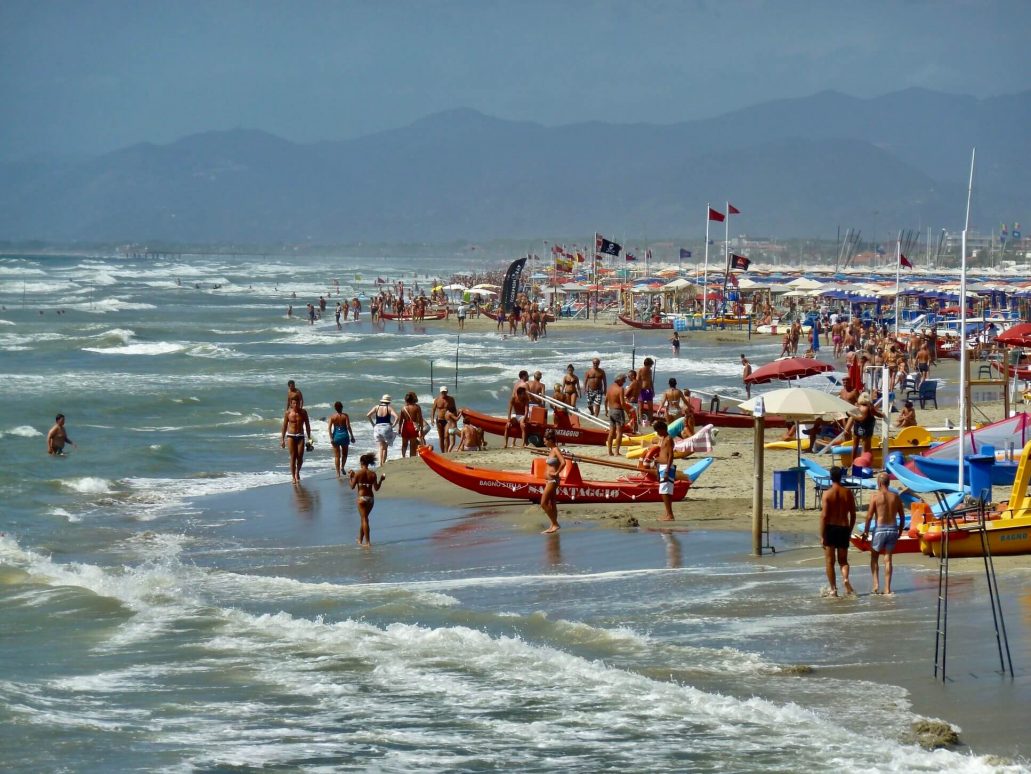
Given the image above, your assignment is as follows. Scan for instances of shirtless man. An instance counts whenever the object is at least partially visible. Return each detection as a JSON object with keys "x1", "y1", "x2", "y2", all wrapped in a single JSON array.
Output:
[
  {"x1": 654, "y1": 419, "x2": 676, "y2": 521},
  {"x1": 915, "y1": 342, "x2": 932, "y2": 386},
  {"x1": 741, "y1": 354, "x2": 753, "y2": 398},
  {"x1": 658, "y1": 378, "x2": 688, "y2": 422},
  {"x1": 506, "y1": 386, "x2": 531, "y2": 448},
  {"x1": 638, "y1": 357, "x2": 656, "y2": 424},
  {"x1": 46, "y1": 413, "x2": 76, "y2": 455},
  {"x1": 861, "y1": 472, "x2": 906, "y2": 595},
  {"x1": 819, "y1": 466, "x2": 856, "y2": 597},
  {"x1": 526, "y1": 370, "x2": 547, "y2": 408},
  {"x1": 623, "y1": 370, "x2": 641, "y2": 432},
  {"x1": 431, "y1": 387, "x2": 452, "y2": 452},
  {"x1": 280, "y1": 396, "x2": 312, "y2": 483},
  {"x1": 512, "y1": 370, "x2": 530, "y2": 397},
  {"x1": 286, "y1": 379, "x2": 304, "y2": 409},
  {"x1": 583, "y1": 358, "x2": 607, "y2": 417},
  {"x1": 457, "y1": 417, "x2": 486, "y2": 451},
  {"x1": 605, "y1": 373, "x2": 630, "y2": 456}
]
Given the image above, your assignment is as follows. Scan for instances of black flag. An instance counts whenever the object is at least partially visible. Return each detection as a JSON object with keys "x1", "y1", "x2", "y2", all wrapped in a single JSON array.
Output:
[
  {"x1": 730, "y1": 254, "x2": 751, "y2": 271},
  {"x1": 500, "y1": 256, "x2": 527, "y2": 313},
  {"x1": 595, "y1": 235, "x2": 622, "y2": 257}
]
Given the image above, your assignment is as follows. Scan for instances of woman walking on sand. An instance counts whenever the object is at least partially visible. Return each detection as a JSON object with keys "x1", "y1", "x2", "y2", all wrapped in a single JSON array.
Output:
[
  {"x1": 348, "y1": 452, "x2": 384, "y2": 546},
  {"x1": 398, "y1": 392, "x2": 426, "y2": 458},
  {"x1": 328, "y1": 401, "x2": 355, "y2": 476},
  {"x1": 366, "y1": 395, "x2": 398, "y2": 466},
  {"x1": 539, "y1": 428, "x2": 564, "y2": 534}
]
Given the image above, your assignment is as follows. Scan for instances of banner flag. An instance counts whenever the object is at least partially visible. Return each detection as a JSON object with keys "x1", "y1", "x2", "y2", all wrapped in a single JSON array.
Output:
[
  {"x1": 500, "y1": 257, "x2": 527, "y2": 312},
  {"x1": 625, "y1": 252, "x2": 637, "y2": 262},
  {"x1": 708, "y1": 207, "x2": 725, "y2": 222},
  {"x1": 730, "y1": 254, "x2": 751, "y2": 271},
  {"x1": 596, "y1": 235, "x2": 622, "y2": 257},
  {"x1": 727, "y1": 203, "x2": 741, "y2": 215},
  {"x1": 679, "y1": 248, "x2": 692, "y2": 260},
  {"x1": 900, "y1": 253, "x2": 913, "y2": 269}
]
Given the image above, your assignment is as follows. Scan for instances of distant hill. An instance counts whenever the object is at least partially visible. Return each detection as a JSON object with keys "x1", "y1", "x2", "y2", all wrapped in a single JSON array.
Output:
[{"x1": 0, "y1": 88, "x2": 1026, "y2": 243}]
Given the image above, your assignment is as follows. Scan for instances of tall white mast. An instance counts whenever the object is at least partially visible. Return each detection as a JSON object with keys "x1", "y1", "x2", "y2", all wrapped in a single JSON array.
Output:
[{"x1": 958, "y1": 148, "x2": 975, "y2": 491}]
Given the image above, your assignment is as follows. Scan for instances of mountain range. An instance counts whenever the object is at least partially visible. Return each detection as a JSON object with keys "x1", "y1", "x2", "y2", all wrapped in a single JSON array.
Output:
[{"x1": 1, "y1": 88, "x2": 1027, "y2": 245}]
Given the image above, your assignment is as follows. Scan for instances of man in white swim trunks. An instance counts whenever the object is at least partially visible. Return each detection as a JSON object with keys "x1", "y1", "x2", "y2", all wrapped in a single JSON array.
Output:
[{"x1": 654, "y1": 419, "x2": 676, "y2": 521}]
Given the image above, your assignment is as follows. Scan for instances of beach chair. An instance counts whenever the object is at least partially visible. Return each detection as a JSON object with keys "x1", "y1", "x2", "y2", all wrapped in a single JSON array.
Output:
[{"x1": 905, "y1": 379, "x2": 938, "y2": 409}]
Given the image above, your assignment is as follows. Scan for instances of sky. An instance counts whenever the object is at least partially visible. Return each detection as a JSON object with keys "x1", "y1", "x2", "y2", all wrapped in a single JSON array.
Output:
[{"x1": 1, "y1": 0, "x2": 1028, "y2": 161}]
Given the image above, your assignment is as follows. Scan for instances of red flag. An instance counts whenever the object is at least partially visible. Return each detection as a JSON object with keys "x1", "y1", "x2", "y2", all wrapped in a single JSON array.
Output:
[
  {"x1": 551, "y1": 244, "x2": 563, "y2": 255},
  {"x1": 900, "y1": 253, "x2": 913, "y2": 269},
  {"x1": 708, "y1": 207, "x2": 725, "y2": 222},
  {"x1": 727, "y1": 203, "x2": 740, "y2": 215}
]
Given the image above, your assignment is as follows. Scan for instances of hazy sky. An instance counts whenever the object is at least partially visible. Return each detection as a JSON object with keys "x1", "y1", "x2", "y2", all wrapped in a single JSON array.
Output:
[{"x1": 2, "y1": 0, "x2": 1028, "y2": 160}]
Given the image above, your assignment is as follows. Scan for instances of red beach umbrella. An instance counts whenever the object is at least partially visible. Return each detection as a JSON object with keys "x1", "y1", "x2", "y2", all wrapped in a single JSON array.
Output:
[
  {"x1": 744, "y1": 356, "x2": 834, "y2": 385},
  {"x1": 996, "y1": 322, "x2": 1031, "y2": 348}
]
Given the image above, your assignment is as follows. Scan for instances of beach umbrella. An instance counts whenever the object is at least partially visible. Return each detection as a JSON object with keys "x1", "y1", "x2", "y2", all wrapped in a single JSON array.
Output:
[
  {"x1": 744, "y1": 356, "x2": 833, "y2": 385},
  {"x1": 740, "y1": 387, "x2": 854, "y2": 467},
  {"x1": 663, "y1": 278, "x2": 693, "y2": 290},
  {"x1": 443, "y1": 283, "x2": 467, "y2": 291},
  {"x1": 472, "y1": 283, "x2": 501, "y2": 289},
  {"x1": 996, "y1": 322, "x2": 1031, "y2": 348}
]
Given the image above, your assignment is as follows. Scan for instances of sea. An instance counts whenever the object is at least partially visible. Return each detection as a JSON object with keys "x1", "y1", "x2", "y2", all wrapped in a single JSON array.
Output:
[{"x1": 1, "y1": 251, "x2": 1028, "y2": 772}]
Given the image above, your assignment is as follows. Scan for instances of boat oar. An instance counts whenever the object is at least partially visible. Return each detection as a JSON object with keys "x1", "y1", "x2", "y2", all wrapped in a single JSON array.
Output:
[{"x1": 536, "y1": 392, "x2": 610, "y2": 430}]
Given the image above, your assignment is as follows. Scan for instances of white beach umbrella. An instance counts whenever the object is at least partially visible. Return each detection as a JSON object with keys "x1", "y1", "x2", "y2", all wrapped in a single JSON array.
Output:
[
  {"x1": 443, "y1": 283, "x2": 468, "y2": 291},
  {"x1": 740, "y1": 387, "x2": 855, "y2": 468},
  {"x1": 663, "y1": 278, "x2": 693, "y2": 290}
]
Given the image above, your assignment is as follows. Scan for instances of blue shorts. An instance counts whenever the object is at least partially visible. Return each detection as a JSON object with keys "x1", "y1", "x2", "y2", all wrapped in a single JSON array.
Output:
[{"x1": 871, "y1": 527, "x2": 899, "y2": 554}]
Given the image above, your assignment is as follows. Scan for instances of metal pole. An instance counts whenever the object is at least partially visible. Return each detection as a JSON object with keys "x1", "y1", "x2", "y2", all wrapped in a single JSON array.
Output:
[
  {"x1": 752, "y1": 412, "x2": 766, "y2": 556},
  {"x1": 958, "y1": 149, "x2": 975, "y2": 492},
  {"x1": 703, "y1": 205, "x2": 711, "y2": 322},
  {"x1": 455, "y1": 334, "x2": 460, "y2": 392}
]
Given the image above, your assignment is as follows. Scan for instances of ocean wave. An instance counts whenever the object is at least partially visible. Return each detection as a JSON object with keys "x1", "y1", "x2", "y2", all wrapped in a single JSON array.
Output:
[
  {"x1": 76, "y1": 298, "x2": 158, "y2": 314},
  {"x1": 82, "y1": 341, "x2": 184, "y2": 356},
  {"x1": 90, "y1": 328, "x2": 136, "y2": 345},
  {"x1": 2, "y1": 425, "x2": 43, "y2": 438},
  {"x1": 186, "y1": 343, "x2": 245, "y2": 359},
  {"x1": 62, "y1": 477, "x2": 115, "y2": 494}
]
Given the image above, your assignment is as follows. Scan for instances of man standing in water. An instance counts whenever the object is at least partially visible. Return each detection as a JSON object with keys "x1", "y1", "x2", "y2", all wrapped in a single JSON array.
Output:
[
  {"x1": 286, "y1": 379, "x2": 304, "y2": 409},
  {"x1": 653, "y1": 419, "x2": 676, "y2": 521},
  {"x1": 280, "y1": 396, "x2": 312, "y2": 483},
  {"x1": 819, "y1": 466, "x2": 856, "y2": 597},
  {"x1": 46, "y1": 413, "x2": 76, "y2": 455},
  {"x1": 741, "y1": 354, "x2": 753, "y2": 398},
  {"x1": 583, "y1": 358, "x2": 607, "y2": 417},
  {"x1": 861, "y1": 472, "x2": 905, "y2": 595}
]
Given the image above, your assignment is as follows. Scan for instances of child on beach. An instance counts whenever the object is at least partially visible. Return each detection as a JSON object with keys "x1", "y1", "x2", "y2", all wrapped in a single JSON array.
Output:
[{"x1": 348, "y1": 452, "x2": 384, "y2": 546}]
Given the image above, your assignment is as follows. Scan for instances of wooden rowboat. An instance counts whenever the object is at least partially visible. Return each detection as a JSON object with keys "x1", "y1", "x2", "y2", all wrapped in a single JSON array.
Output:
[
  {"x1": 618, "y1": 314, "x2": 672, "y2": 330},
  {"x1": 379, "y1": 309, "x2": 448, "y2": 321},
  {"x1": 417, "y1": 445, "x2": 703, "y2": 503}
]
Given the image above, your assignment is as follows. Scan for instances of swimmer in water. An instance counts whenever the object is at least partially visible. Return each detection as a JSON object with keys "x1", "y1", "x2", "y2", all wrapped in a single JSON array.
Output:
[{"x1": 46, "y1": 413, "x2": 76, "y2": 455}]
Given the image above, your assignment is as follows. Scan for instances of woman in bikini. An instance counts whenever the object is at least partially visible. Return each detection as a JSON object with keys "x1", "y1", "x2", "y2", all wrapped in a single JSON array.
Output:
[
  {"x1": 348, "y1": 452, "x2": 384, "y2": 546},
  {"x1": 539, "y1": 428, "x2": 564, "y2": 534},
  {"x1": 327, "y1": 401, "x2": 355, "y2": 477},
  {"x1": 398, "y1": 392, "x2": 426, "y2": 458},
  {"x1": 562, "y1": 364, "x2": 581, "y2": 409}
]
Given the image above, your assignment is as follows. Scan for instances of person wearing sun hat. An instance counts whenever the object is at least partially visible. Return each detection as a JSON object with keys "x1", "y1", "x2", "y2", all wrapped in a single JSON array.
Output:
[
  {"x1": 431, "y1": 386, "x2": 454, "y2": 452},
  {"x1": 366, "y1": 394, "x2": 398, "y2": 465}
]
